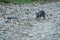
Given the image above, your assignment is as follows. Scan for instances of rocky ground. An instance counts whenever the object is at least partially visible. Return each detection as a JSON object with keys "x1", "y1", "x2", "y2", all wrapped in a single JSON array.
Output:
[{"x1": 0, "y1": 2, "x2": 60, "y2": 40}]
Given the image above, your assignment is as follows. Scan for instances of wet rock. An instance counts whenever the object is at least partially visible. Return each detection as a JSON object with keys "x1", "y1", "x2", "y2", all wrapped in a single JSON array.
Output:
[
  {"x1": 7, "y1": 17, "x2": 18, "y2": 19},
  {"x1": 21, "y1": 32, "x2": 29, "y2": 37},
  {"x1": 4, "y1": 20, "x2": 9, "y2": 23},
  {"x1": 25, "y1": 12, "x2": 29, "y2": 15},
  {"x1": 49, "y1": 14, "x2": 53, "y2": 16}
]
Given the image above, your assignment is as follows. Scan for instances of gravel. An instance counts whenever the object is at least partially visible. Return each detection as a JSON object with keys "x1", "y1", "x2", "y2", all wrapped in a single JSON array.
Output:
[{"x1": 0, "y1": 2, "x2": 60, "y2": 40}]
